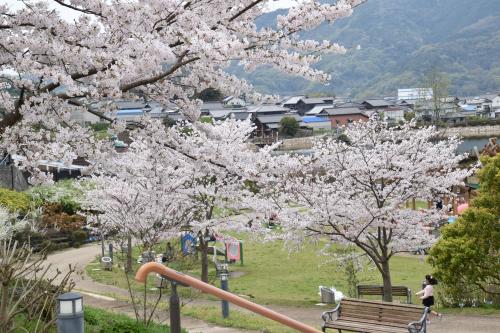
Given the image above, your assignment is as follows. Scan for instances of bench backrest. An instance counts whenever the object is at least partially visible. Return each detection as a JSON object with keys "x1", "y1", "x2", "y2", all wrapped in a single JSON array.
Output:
[
  {"x1": 338, "y1": 298, "x2": 424, "y2": 328},
  {"x1": 357, "y1": 285, "x2": 410, "y2": 297}
]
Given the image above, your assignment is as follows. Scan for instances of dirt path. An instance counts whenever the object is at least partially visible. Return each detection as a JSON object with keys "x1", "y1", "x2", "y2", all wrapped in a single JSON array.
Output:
[{"x1": 45, "y1": 243, "x2": 500, "y2": 333}]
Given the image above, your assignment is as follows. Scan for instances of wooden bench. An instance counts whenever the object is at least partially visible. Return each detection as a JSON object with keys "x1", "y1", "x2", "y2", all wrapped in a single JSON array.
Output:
[
  {"x1": 322, "y1": 298, "x2": 428, "y2": 333},
  {"x1": 357, "y1": 285, "x2": 412, "y2": 303}
]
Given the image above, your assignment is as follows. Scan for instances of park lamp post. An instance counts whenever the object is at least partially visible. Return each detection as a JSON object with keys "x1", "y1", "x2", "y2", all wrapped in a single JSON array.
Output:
[
  {"x1": 56, "y1": 292, "x2": 84, "y2": 333},
  {"x1": 219, "y1": 262, "x2": 230, "y2": 318}
]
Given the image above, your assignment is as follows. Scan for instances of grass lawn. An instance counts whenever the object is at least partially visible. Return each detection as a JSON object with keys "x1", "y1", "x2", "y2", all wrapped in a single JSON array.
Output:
[{"x1": 87, "y1": 233, "x2": 432, "y2": 306}]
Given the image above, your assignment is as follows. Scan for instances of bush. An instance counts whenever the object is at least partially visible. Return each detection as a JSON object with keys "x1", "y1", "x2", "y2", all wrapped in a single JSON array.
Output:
[
  {"x1": 84, "y1": 307, "x2": 178, "y2": 333},
  {"x1": 279, "y1": 116, "x2": 299, "y2": 137},
  {"x1": 41, "y1": 203, "x2": 86, "y2": 232},
  {"x1": 72, "y1": 230, "x2": 88, "y2": 243},
  {"x1": 0, "y1": 188, "x2": 31, "y2": 213},
  {"x1": 89, "y1": 122, "x2": 110, "y2": 132}
]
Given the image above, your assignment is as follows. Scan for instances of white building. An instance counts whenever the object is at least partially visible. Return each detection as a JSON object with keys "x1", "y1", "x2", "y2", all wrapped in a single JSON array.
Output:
[{"x1": 397, "y1": 88, "x2": 433, "y2": 101}]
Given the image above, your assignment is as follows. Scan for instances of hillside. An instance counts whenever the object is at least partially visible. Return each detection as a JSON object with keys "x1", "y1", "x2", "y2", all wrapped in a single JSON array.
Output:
[{"x1": 238, "y1": 0, "x2": 500, "y2": 98}]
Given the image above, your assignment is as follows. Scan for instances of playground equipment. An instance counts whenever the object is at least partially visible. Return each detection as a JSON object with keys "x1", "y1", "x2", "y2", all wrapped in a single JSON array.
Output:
[
  {"x1": 135, "y1": 262, "x2": 321, "y2": 333},
  {"x1": 457, "y1": 203, "x2": 469, "y2": 215}
]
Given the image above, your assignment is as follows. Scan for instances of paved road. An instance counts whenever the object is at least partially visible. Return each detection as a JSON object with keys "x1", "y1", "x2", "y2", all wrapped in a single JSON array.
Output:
[{"x1": 45, "y1": 243, "x2": 500, "y2": 333}]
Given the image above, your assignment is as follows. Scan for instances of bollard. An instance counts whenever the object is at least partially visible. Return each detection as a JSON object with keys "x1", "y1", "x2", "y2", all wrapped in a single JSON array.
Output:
[
  {"x1": 56, "y1": 292, "x2": 84, "y2": 333},
  {"x1": 220, "y1": 272, "x2": 229, "y2": 318},
  {"x1": 108, "y1": 243, "x2": 113, "y2": 261},
  {"x1": 170, "y1": 281, "x2": 182, "y2": 333}
]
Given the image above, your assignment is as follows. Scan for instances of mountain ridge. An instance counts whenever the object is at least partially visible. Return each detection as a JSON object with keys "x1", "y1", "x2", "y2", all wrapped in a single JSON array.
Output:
[{"x1": 240, "y1": 0, "x2": 500, "y2": 98}]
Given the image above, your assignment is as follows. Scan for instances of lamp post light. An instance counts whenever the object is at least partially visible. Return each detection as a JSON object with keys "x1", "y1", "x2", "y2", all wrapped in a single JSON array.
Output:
[
  {"x1": 219, "y1": 262, "x2": 229, "y2": 318},
  {"x1": 56, "y1": 292, "x2": 84, "y2": 333}
]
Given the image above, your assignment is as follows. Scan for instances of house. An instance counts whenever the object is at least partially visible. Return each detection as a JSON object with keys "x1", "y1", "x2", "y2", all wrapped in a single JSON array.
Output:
[
  {"x1": 249, "y1": 105, "x2": 290, "y2": 115},
  {"x1": 361, "y1": 99, "x2": 395, "y2": 110},
  {"x1": 282, "y1": 96, "x2": 306, "y2": 109},
  {"x1": 301, "y1": 116, "x2": 332, "y2": 131},
  {"x1": 464, "y1": 97, "x2": 492, "y2": 116},
  {"x1": 416, "y1": 99, "x2": 460, "y2": 120},
  {"x1": 282, "y1": 96, "x2": 334, "y2": 115},
  {"x1": 382, "y1": 107, "x2": 409, "y2": 123},
  {"x1": 253, "y1": 114, "x2": 303, "y2": 137},
  {"x1": 222, "y1": 96, "x2": 246, "y2": 108},
  {"x1": 440, "y1": 111, "x2": 477, "y2": 125},
  {"x1": 315, "y1": 107, "x2": 369, "y2": 127},
  {"x1": 397, "y1": 88, "x2": 433, "y2": 101},
  {"x1": 491, "y1": 94, "x2": 500, "y2": 109}
]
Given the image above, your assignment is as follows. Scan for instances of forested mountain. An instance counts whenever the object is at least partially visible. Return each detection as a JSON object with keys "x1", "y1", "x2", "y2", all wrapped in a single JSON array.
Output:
[{"x1": 238, "y1": 0, "x2": 500, "y2": 98}]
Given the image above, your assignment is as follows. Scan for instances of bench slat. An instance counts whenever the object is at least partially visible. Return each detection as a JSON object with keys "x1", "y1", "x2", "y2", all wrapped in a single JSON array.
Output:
[
  {"x1": 342, "y1": 299, "x2": 422, "y2": 310},
  {"x1": 325, "y1": 320, "x2": 408, "y2": 333},
  {"x1": 322, "y1": 298, "x2": 426, "y2": 333},
  {"x1": 340, "y1": 314, "x2": 416, "y2": 327}
]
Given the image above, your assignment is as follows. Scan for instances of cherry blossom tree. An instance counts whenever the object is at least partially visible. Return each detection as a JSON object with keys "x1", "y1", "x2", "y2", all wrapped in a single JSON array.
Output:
[
  {"x1": 84, "y1": 117, "x2": 276, "y2": 281},
  {"x1": 273, "y1": 118, "x2": 471, "y2": 301},
  {"x1": 168, "y1": 118, "x2": 277, "y2": 282},
  {"x1": 0, "y1": 0, "x2": 365, "y2": 182}
]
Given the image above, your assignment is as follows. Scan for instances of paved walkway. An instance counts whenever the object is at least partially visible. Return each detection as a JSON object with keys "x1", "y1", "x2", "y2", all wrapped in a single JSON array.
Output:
[{"x1": 45, "y1": 244, "x2": 500, "y2": 333}]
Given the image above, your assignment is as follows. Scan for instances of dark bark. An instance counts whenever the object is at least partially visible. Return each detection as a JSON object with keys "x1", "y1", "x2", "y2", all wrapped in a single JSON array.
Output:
[
  {"x1": 200, "y1": 239, "x2": 209, "y2": 283},
  {"x1": 126, "y1": 235, "x2": 133, "y2": 273},
  {"x1": 381, "y1": 260, "x2": 393, "y2": 302}
]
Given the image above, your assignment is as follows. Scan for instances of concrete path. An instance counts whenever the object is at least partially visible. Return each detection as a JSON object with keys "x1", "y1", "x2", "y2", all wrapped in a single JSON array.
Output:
[
  {"x1": 45, "y1": 243, "x2": 500, "y2": 333},
  {"x1": 44, "y1": 244, "x2": 253, "y2": 333}
]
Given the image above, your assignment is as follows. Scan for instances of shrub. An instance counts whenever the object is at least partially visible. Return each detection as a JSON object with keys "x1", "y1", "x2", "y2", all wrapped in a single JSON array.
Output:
[
  {"x1": 71, "y1": 230, "x2": 88, "y2": 247},
  {"x1": 0, "y1": 188, "x2": 31, "y2": 213},
  {"x1": 84, "y1": 307, "x2": 177, "y2": 333},
  {"x1": 41, "y1": 203, "x2": 86, "y2": 232},
  {"x1": 279, "y1": 116, "x2": 299, "y2": 137}
]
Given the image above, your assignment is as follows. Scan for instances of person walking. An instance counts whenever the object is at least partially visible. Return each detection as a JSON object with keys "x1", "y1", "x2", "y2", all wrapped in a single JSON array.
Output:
[{"x1": 416, "y1": 275, "x2": 443, "y2": 323}]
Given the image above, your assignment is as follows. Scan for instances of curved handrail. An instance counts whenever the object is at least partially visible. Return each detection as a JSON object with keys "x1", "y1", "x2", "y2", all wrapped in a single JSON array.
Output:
[{"x1": 135, "y1": 262, "x2": 321, "y2": 333}]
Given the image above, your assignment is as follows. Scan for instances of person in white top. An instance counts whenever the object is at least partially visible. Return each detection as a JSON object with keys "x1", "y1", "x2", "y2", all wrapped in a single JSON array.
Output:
[{"x1": 416, "y1": 275, "x2": 443, "y2": 323}]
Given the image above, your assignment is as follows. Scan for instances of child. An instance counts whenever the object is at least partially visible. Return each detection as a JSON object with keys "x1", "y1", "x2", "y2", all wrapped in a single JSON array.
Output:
[{"x1": 416, "y1": 275, "x2": 443, "y2": 323}]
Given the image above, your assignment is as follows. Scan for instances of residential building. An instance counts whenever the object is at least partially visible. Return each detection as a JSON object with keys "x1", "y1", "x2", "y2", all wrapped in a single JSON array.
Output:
[
  {"x1": 253, "y1": 113, "x2": 303, "y2": 137},
  {"x1": 397, "y1": 88, "x2": 433, "y2": 101},
  {"x1": 282, "y1": 96, "x2": 334, "y2": 115},
  {"x1": 222, "y1": 96, "x2": 246, "y2": 108},
  {"x1": 302, "y1": 116, "x2": 332, "y2": 131},
  {"x1": 361, "y1": 99, "x2": 395, "y2": 109}
]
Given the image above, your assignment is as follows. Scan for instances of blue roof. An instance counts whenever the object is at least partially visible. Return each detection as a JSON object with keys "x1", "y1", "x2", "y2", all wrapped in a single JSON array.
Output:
[
  {"x1": 302, "y1": 116, "x2": 329, "y2": 123},
  {"x1": 461, "y1": 105, "x2": 476, "y2": 112},
  {"x1": 117, "y1": 109, "x2": 144, "y2": 115}
]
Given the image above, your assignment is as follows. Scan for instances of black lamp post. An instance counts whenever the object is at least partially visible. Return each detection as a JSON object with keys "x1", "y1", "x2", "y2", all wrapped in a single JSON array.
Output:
[
  {"x1": 56, "y1": 292, "x2": 84, "y2": 333},
  {"x1": 218, "y1": 262, "x2": 230, "y2": 318}
]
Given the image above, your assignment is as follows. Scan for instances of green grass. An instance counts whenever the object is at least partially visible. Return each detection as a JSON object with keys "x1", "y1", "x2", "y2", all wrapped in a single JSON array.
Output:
[
  {"x1": 225, "y1": 237, "x2": 431, "y2": 306},
  {"x1": 87, "y1": 234, "x2": 432, "y2": 306},
  {"x1": 182, "y1": 305, "x2": 298, "y2": 333}
]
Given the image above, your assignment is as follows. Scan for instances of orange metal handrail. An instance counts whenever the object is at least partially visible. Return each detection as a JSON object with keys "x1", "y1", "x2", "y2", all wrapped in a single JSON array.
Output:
[{"x1": 135, "y1": 262, "x2": 321, "y2": 333}]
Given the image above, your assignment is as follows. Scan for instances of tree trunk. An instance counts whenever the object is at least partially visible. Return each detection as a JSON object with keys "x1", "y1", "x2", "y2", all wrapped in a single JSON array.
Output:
[
  {"x1": 0, "y1": 283, "x2": 9, "y2": 333},
  {"x1": 381, "y1": 260, "x2": 393, "y2": 302},
  {"x1": 126, "y1": 235, "x2": 132, "y2": 273},
  {"x1": 200, "y1": 239, "x2": 209, "y2": 283}
]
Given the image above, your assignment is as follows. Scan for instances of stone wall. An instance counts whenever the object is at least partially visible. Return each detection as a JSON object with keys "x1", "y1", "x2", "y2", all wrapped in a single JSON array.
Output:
[
  {"x1": 0, "y1": 166, "x2": 29, "y2": 191},
  {"x1": 279, "y1": 136, "x2": 317, "y2": 150},
  {"x1": 441, "y1": 125, "x2": 500, "y2": 138},
  {"x1": 277, "y1": 125, "x2": 500, "y2": 151}
]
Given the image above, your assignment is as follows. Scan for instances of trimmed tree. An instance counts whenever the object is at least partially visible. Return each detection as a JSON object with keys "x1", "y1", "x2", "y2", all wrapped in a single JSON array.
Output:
[
  {"x1": 279, "y1": 116, "x2": 300, "y2": 137},
  {"x1": 428, "y1": 154, "x2": 500, "y2": 302}
]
